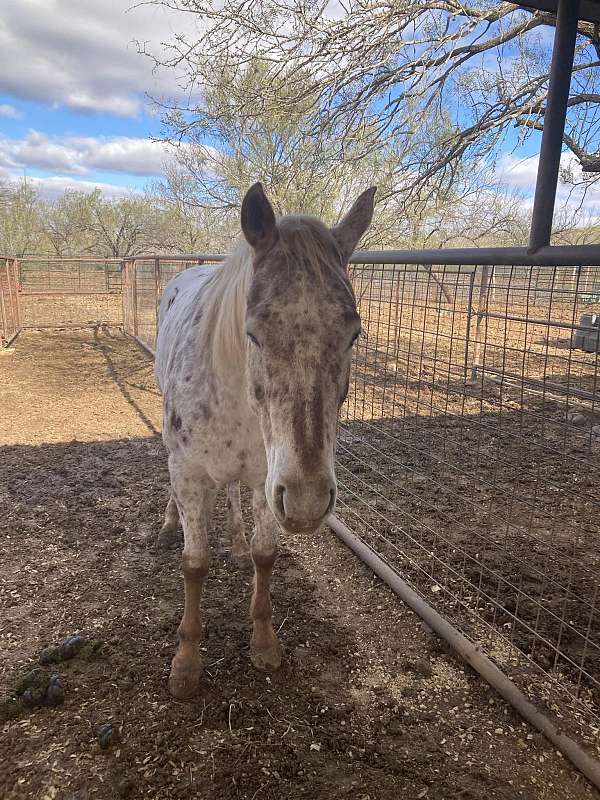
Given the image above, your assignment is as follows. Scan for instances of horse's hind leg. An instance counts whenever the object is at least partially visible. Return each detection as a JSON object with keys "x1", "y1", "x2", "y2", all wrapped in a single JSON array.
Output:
[
  {"x1": 169, "y1": 466, "x2": 216, "y2": 699},
  {"x1": 249, "y1": 489, "x2": 282, "y2": 672},
  {"x1": 157, "y1": 493, "x2": 181, "y2": 549},
  {"x1": 226, "y1": 481, "x2": 251, "y2": 566}
]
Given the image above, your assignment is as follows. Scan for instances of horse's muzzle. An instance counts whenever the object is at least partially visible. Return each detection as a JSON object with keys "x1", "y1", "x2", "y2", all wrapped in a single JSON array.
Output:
[{"x1": 269, "y1": 475, "x2": 336, "y2": 533}]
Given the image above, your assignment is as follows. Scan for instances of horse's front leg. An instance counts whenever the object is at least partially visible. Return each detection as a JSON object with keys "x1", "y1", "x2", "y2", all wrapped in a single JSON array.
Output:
[
  {"x1": 249, "y1": 489, "x2": 282, "y2": 671},
  {"x1": 169, "y1": 468, "x2": 216, "y2": 699}
]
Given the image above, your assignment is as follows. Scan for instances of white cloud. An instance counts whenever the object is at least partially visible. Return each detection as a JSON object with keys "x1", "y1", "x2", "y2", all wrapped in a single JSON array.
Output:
[
  {"x1": 0, "y1": 0, "x2": 199, "y2": 117},
  {"x1": 0, "y1": 103, "x2": 22, "y2": 119},
  {"x1": 78, "y1": 136, "x2": 173, "y2": 176},
  {"x1": 26, "y1": 175, "x2": 139, "y2": 200},
  {"x1": 496, "y1": 154, "x2": 540, "y2": 191},
  {"x1": 0, "y1": 130, "x2": 175, "y2": 177},
  {"x1": 497, "y1": 151, "x2": 600, "y2": 219}
]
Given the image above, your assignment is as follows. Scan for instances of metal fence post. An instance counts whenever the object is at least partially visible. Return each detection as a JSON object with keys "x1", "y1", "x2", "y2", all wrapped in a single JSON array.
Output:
[
  {"x1": 0, "y1": 259, "x2": 8, "y2": 342},
  {"x1": 132, "y1": 259, "x2": 138, "y2": 337},
  {"x1": 120, "y1": 260, "x2": 127, "y2": 330},
  {"x1": 463, "y1": 269, "x2": 476, "y2": 380},
  {"x1": 12, "y1": 259, "x2": 21, "y2": 330},
  {"x1": 5, "y1": 256, "x2": 17, "y2": 337},
  {"x1": 154, "y1": 256, "x2": 160, "y2": 345},
  {"x1": 470, "y1": 264, "x2": 491, "y2": 382}
]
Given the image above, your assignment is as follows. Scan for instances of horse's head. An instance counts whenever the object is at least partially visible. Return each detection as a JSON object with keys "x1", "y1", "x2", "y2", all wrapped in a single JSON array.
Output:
[{"x1": 242, "y1": 182, "x2": 376, "y2": 533}]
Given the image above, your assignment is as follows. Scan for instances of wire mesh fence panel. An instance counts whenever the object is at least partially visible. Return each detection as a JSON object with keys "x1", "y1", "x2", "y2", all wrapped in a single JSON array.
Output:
[
  {"x1": 338, "y1": 261, "x2": 600, "y2": 751},
  {"x1": 127, "y1": 257, "x2": 223, "y2": 351},
  {"x1": 158, "y1": 259, "x2": 199, "y2": 292},
  {"x1": 19, "y1": 259, "x2": 122, "y2": 293},
  {"x1": 17, "y1": 259, "x2": 124, "y2": 328},
  {"x1": 19, "y1": 293, "x2": 124, "y2": 327},
  {"x1": 0, "y1": 258, "x2": 20, "y2": 343},
  {"x1": 130, "y1": 259, "x2": 159, "y2": 350},
  {"x1": 121, "y1": 260, "x2": 135, "y2": 338}
]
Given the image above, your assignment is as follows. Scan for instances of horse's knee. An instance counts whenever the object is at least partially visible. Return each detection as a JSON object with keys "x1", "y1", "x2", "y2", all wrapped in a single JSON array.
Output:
[
  {"x1": 182, "y1": 551, "x2": 209, "y2": 577},
  {"x1": 251, "y1": 533, "x2": 277, "y2": 568}
]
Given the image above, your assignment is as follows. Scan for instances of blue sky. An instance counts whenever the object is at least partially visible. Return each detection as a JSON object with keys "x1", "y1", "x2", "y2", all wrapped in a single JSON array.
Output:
[
  {"x1": 0, "y1": 0, "x2": 595, "y2": 216},
  {"x1": 0, "y1": 0, "x2": 192, "y2": 198}
]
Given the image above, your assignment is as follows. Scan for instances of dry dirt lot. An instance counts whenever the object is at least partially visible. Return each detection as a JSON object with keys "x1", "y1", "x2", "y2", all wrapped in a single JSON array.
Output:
[{"x1": 0, "y1": 328, "x2": 598, "y2": 799}]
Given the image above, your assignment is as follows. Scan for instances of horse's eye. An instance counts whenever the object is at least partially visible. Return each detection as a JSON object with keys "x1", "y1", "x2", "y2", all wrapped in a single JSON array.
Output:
[
  {"x1": 246, "y1": 332, "x2": 261, "y2": 348},
  {"x1": 349, "y1": 329, "x2": 361, "y2": 349}
]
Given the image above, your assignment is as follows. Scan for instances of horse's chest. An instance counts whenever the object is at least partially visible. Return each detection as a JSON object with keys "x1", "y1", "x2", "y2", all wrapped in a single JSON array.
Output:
[
  {"x1": 165, "y1": 389, "x2": 266, "y2": 489},
  {"x1": 198, "y1": 415, "x2": 265, "y2": 486}
]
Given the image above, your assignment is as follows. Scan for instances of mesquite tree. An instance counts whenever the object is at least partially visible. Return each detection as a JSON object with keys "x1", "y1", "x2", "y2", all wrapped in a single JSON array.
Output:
[{"x1": 141, "y1": 1, "x2": 600, "y2": 202}]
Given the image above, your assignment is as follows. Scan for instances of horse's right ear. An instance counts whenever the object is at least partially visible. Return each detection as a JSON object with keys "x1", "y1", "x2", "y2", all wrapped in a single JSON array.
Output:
[{"x1": 241, "y1": 183, "x2": 277, "y2": 251}]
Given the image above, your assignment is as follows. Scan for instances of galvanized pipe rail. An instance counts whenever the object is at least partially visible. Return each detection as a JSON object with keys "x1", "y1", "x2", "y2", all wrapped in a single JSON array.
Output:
[{"x1": 126, "y1": 245, "x2": 600, "y2": 266}]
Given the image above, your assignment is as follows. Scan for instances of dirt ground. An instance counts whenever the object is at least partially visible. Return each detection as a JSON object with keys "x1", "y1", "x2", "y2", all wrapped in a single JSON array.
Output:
[{"x1": 1, "y1": 327, "x2": 598, "y2": 799}]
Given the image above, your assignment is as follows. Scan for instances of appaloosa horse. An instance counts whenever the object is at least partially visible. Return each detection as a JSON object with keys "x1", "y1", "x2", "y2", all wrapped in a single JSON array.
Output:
[{"x1": 155, "y1": 183, "x2": 376, "y2": 698}]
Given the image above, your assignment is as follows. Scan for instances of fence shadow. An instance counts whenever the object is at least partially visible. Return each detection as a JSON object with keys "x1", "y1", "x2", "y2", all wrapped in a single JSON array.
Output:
[
  {"x1": 91, "y1": 324, "x2": 159, "y2": 435},
  {"x1": 336, "y1": 402, "x2": 600, "y2": 707}
]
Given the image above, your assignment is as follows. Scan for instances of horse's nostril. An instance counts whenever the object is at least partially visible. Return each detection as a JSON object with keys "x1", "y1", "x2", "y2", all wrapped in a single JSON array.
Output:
[{"x1": 274, "y1": 484, "x2": 286, "y2": 517}]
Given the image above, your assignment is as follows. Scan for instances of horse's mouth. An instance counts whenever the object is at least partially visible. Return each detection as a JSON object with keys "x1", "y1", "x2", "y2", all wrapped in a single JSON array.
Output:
[{"x1": 275, "y1": 513, "x2": 332, "y2": 535}]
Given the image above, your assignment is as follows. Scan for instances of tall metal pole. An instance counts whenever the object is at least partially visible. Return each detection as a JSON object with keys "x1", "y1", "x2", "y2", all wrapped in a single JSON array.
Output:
[{"x1": 528, "y1": 0, "x2": 581, "y2": 252}]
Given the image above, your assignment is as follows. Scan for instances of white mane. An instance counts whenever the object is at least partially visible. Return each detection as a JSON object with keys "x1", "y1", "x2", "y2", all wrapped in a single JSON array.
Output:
[{"x1": 196, "y1": 239, "x2": 254, "y2": 374}]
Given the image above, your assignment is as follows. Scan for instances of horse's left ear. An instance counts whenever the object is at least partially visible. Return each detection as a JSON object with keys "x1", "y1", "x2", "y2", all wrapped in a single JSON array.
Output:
[
  {"x1": 331, "y1": 186, "x2": 377, "y2": 263},
  {"x1": 241, "y1": 182, "x2": 277, "y2": 251}
]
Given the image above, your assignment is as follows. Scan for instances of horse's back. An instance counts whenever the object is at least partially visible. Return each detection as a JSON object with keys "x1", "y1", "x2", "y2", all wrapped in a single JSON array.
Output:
[{"x1": 155, "y1": 264, "x2": 220, "y2": 391}]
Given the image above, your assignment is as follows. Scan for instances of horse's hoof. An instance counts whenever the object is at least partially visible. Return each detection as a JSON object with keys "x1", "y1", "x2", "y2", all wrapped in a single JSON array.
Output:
[
  {"x1": 168, "y1": 663, "x2": 201, "y2": 700},
  {"x1": 251, "y1": 639, "x2": 282, "y2": 672},
  {"x1": 156, "y1": 526, "x2": 182, "y2": 550}
]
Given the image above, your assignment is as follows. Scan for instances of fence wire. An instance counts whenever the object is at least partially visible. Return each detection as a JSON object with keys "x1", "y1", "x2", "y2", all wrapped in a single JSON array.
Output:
[
  {"x1": 19, "y1": 258, "x2": 122, "y2": 293},
  {"x1": 338, "y1": 261, "x2": 600, "y2": 750},
  {"x1": 16, "y1": 258, "x2": 123, "y2": 328},
  {"x1": 122, "y1": 258, "x2": 219, "y2": 351}
]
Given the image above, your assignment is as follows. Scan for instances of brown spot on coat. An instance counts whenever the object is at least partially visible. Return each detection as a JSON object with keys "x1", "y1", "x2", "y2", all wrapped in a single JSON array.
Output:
[
  {"x1": 170, "y1": 411, "x2": 182, "y2": 431},
  {"x1": 200, "y1": 402, "x2": 211, "y2": 419}
]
